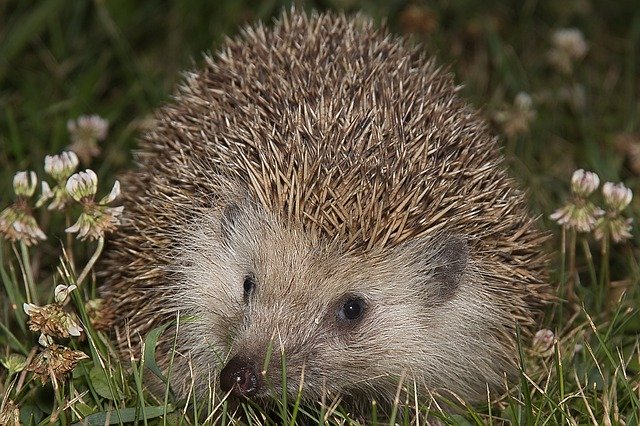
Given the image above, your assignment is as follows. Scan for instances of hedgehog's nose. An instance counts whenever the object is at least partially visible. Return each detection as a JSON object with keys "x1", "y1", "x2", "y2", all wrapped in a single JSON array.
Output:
[{"x1": 220, "y1": 357, "x2": 260, "y2": 398}]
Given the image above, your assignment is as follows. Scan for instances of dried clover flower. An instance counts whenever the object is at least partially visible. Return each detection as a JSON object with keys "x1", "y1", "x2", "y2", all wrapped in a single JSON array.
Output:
[
  {"x1": 85, "y1": 298, "x2": 115, "y2": 331},
  {"x1": 23, "y1": 302, "x2": 83, "y2": 345},
  {"x1": 0, "y1": 171, "x2": 46, "y2": 245},
  {"x1": 26, "y1": 344, "x2": 89, "y2": 385},
  {"x1": 0, "y1": 399, "x2": 20, "y2": 426},
  {"x1": 65, "y1": 170, "x2": 124, "y2": 240}
]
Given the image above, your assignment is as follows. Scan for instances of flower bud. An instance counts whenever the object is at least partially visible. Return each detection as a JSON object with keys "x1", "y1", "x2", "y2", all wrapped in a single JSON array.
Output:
[
  {"x1": 602, "y1": 182, "x2": 632, "y2": 211},
  {"x1": 44, "y1": 151, "x2": 79, "y2": 182},
  {"x1": 570, "y1": 169, "x2": 599, "y2": 197},
  {"x1": 13, "y1": 171, "x2": 38, "y2": 197},
  {"x1": 66, "y1": 169, "x2": 98, "y2": 202},
  {"x1": 0, "y1": 353, "x2": 27, "y2": 375}
]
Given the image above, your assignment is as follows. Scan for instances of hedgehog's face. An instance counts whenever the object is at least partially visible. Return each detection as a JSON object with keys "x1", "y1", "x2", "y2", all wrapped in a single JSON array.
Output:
[{"x1": 176, "y1": 202, "x2": 506, "y2": 406}]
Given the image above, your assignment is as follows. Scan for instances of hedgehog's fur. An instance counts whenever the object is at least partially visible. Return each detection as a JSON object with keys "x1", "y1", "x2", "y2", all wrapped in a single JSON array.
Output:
[{"x1": 100, "y1": 9, "x2": 550, "y2": 410}]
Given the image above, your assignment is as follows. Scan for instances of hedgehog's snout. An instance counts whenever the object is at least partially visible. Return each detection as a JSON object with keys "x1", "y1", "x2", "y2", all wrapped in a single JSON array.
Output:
[{"x1": 220, "y1": 356, "x2": 261, "y2": 398}]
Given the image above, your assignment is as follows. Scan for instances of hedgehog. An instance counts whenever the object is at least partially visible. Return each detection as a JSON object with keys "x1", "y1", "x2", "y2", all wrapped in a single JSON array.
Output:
[{"x1": 100, "y1": 9, "x2": 550, "y2": 413}]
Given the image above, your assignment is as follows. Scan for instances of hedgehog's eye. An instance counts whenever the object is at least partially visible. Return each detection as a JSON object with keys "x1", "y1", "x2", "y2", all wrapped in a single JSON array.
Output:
[
  {"x1": 243, "y1": 275, "x2": 255, "y2": 301},
  {"x1": 338, "y1": 296, "x2": 367, "y2": 322}
]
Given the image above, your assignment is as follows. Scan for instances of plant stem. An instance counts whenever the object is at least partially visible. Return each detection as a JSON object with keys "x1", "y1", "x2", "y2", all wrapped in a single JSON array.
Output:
[
  {"x1": 598, "y1": 236, "x2": 610, "y2": 312},
  {"x1": 558, "y1": 226, "x2": 567, "y2": 324},
  {"x1": 76, "y1": 236, "x2": 104, "y2": 287},
  {"x1": 18, "y1": 242, "x2": 36, "y2": 303},
  {"x1": 65, "y1": 211, "x2": 75, "y2": 273},
  {"x1": 566, "y1": 228, "x2": 577, "y2": 304}
]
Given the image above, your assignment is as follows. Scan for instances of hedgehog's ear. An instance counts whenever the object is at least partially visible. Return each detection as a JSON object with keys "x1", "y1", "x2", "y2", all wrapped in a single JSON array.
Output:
[
  {"x1": 220, "y1": 203, "x2": 241, "y2": 241},
  {"x1": 409, "y1": 234, "x2": 469, "y2": 304},
  {"x1": 430, "y1": 235, "x2": 469, "y2": 301}
]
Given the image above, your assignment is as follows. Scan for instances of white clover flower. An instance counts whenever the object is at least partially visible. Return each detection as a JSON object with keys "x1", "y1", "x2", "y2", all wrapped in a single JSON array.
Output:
[
  {"x1": 514, "y1": 92, "x2": 533, "y2": 111},
  {"x1": 594, "y1": 216, "x2": 633, "y2": 244},
  {"x1": 44, "y1": 151, "x2": 79, "y2": 183},
  {"x1": 67, "y1": 115, "x2": 109, "y2": 142},
  {"x1": 67, "y1": 115, "x2": 108, "y2": 165},
  {"x1": 552, "y1": 28, "x2": 588, "y2": 59},
  {"x1": 65, "y1": 205, "x2": 124, "y2": 241},
  {"x1": 65, "y1": 170, "x2": 124, "y2": 240},
  {"x1": 592, "y1": 181, "x2": 635, "y2": 244},
  {"x1": 531, "y1": 329, "x2": 555, "y2": 357},
  {"x1": 13, "y1": 171, "x2": 38, "y2": 198},
  {"x1": 493, "y1": 92, "x2": 536, "y2": 138},
  {"x1": 66, "y1": 170, "x2": 98, "y2": 202},
  {"x1": 54, "y1": 284, "x2": 77, "y2": 304},
  {"x1": 570, "y1": 169, "x2": 600, "y2": 197},
  {"x1": 550, "y1": 202, "x2": 604, "y2": 232},
  {"x1": 0, "y1": 206, "x2": 47, "y2": 245},
  {"x1": 548, "y1": 28, "x2": 588, "y2": 74},
  {"x1": 602, "y1": 182, "x2": 633, "y2": 211}
]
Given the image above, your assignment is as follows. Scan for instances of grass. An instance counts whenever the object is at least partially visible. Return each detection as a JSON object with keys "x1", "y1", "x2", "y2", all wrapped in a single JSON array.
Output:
[{"x1": 1, "y1": 0, "x2": 639, "y2": 424}]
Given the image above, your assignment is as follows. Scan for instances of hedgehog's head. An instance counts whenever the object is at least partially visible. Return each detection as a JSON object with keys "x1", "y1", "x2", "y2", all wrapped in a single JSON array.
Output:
[{"x1": 172, "y1": 199, "x2": 515, "y2": 407}]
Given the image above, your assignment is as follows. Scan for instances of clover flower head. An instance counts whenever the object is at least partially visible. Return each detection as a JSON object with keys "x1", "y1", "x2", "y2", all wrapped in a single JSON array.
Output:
[
  {"x1": 25, "y1": 344, "x2": 88, "y2": 384},
  {"x1": 514, "y1": 92, "x2": 533, "y2": 111},
  {"x1": 550, "y1": 201, "x2": 604, "y2": 233},
  {"x1": 13, "y1": 171, "x2": 38, "y2": 198},
  {"x1": 548, "y1": 28, "x2": 588, "y2": 74},
  {"x1": 493, "y1": 91, "x2": 536, "y2": 138},
  {"x1": 67, "y1": 115, "x2": 108, "y2": 165},
  {"x1": 594, "y1": 215, "x2": 633, "y2": 244},
  {"x1": 1, "y1": 353, "x2": 27, "y2": 375},
  {"x1": 602, "y1": 182, "x2": 632, "y2": 211},
  {"x1": 44, "y1": 151, "x2": 79, "y2": 183},
  {"x1": 0, "y1": 205, "x2": 47, "y2": 245},
  {"x1": 570, "y1": 169, "x2": 599, "y2": 197},
  {"x1": 531, "y1": 329, "x2": 555, "y2": 357},
  {"x1": 67, "y1": 115, "x2": 108, "y2": 143},
  {"x1": 65, "y1": 170, "x2": 124, "y2": 240},
  {"x1": 23, "y1": 302, "x2": 83, "y2": 345},
  {"x1": 552, "y1": 28, "x2": 588, "y2": 59},
  {"x1": 0, "y1": 399, "x2": 20, "y2": 426},
  {"x1": 66, "y1": 169, "x2": 98, "y2": 202}
]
